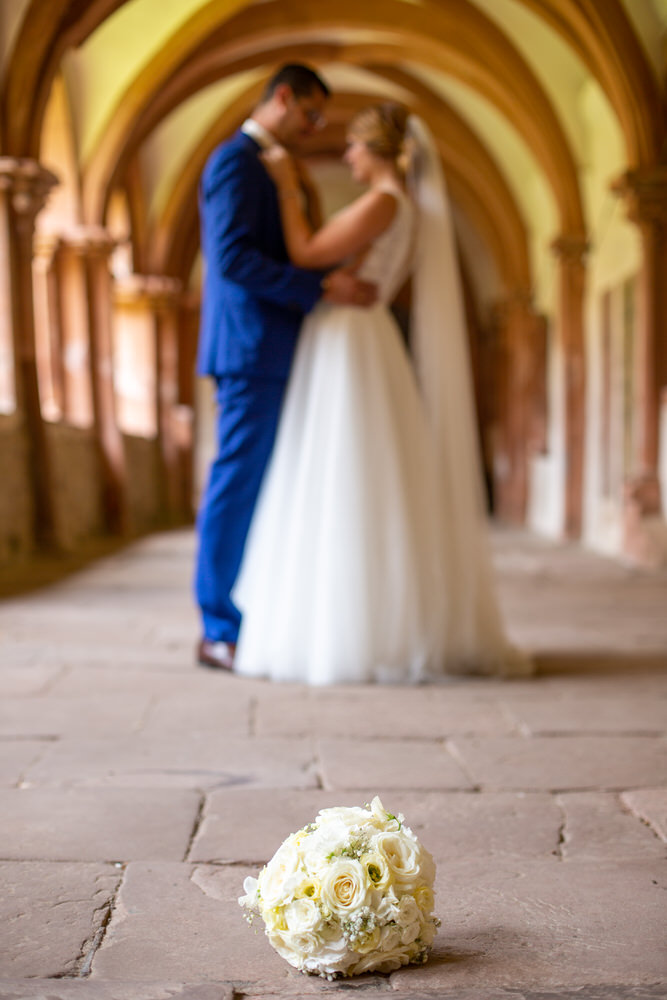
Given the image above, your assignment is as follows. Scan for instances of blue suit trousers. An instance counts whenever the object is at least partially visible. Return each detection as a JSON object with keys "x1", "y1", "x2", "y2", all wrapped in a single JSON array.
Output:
[{"x1": 195, "y1": 375, "x2": 287, "y2": 642}]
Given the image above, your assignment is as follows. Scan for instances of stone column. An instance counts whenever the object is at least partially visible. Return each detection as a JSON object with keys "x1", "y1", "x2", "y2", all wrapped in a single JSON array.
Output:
[
  {"x1": 175, "y1": 291, "x2": 199, "y2": 517},
  {"x1": 491, "y1": 289, "x2": 542, "y2": 524},
  {"x1": 613, "y1": 167, "x2": 667, "y2": 566},
  {"x1": 551, "y1": 233, "x2": 588, "y2": 539},
  {"x1": 0, "y1": 158, "x2": 58, "y2": 547},
  {"x1": 113, "y1": 274, "x2": 184, "y2": 523},
  {"x1": 112, "y1": 275, "x2": 159, "y2": 439},
  {"x1": 53, "y1": 233, "x2": 96, "y2": 427},
  {"x1": 61, "y1": 226, "x2": 129, "y2": 534},
  {"x1": 151, "y1": 278, "x2": 186, "y2": 522},
  {"x1": 32, "y1": 230, "x2": 63, "y2": 421}
]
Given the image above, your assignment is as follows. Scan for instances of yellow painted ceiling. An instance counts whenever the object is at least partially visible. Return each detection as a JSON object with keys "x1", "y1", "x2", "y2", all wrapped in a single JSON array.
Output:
[{"x1": 3, "y1": 0, "x2": 662, "y2": 304}]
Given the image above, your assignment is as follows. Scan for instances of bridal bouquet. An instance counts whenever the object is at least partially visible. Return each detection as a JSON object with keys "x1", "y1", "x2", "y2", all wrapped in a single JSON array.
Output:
[{"x1": 238, "y1": 796, "x2": 438, "y2": 978}]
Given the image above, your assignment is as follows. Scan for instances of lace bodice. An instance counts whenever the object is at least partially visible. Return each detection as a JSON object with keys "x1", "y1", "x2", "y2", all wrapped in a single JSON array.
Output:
[{"x1": 356, "y1": 187, "x2": 415, "y2": 304}]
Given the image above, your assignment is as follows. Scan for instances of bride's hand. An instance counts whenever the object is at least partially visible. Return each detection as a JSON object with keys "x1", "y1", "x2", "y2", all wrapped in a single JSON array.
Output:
[{"x1": 261, "y1": 146, "x2": 299, "y2": 190}]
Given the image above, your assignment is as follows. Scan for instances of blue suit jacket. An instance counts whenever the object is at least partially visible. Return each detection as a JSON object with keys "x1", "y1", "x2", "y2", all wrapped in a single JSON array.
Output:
[{"x1": 197, "y1": 130, "x2": 325, "y2": 380}]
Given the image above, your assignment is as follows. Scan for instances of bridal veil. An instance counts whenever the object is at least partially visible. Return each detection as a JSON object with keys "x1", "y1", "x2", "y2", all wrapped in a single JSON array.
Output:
[{"x1": 407, "y1": 115, "x2": 531, "y2": 675}]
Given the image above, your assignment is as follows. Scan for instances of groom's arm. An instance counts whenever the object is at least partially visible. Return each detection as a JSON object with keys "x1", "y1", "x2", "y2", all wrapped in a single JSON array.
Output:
[{"x1": 202, "y1": 147, "x2": 324, "y2": 313}]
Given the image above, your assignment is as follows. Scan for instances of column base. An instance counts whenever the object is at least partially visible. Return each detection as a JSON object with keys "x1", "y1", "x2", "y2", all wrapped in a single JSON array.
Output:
[{"x1": 622, "y1": 473, "x2": 667, "y2": 568}]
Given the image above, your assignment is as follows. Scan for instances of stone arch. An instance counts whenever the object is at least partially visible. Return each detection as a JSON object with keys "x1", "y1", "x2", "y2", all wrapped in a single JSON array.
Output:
[
  {"x1": 520, "y1": 0, "x2": 664, "y2": 165},
  {"x1": 1, "y1": 0, "x2": 127, "y2": 156},
  {"x1": 149, "y1": 78, "x2": 531, "y2": 306},
  {"x1": 80, "y1": 0, "x2": 585, "y2": 236},
  {"x1": 4, "y1": 0, "x2": 661, "y2": 174}
]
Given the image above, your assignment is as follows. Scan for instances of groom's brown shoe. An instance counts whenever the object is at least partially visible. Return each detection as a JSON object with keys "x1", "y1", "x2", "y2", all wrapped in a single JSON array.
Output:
[{"x1": 197, "y1": 639, "x2": 236, "y2": 671}]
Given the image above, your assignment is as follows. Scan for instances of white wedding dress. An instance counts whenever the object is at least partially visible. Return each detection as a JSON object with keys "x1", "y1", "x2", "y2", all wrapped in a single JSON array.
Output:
[{"x1": 234, "y1": 145, "x2": 530, "y2": 685}]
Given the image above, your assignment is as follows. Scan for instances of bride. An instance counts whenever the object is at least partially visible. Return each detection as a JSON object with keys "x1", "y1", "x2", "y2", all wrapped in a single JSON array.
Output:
[{"x1": 233, "y1": 102, "x2": 530, "y2": 684}]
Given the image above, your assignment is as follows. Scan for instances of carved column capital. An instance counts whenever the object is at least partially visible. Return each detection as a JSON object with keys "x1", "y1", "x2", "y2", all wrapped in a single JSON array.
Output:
[
  {"x1": 551, "y1": 232, "x2": 590, "y2": 267},
  {"x1": 59, "y1": 224, "x2": 116, "y2": 258},
  {"x1": 114, "y1": 273, "x2": 182, "y2": 309},
  {"x1": 0, "y1": 158, "x2": 58, "y2": 236},
  {"x1": 33, "y1": 230, "x2": 61, "y2": 267},
  {"x1": 612, "y1": 166, "x2": 667, "y2": 229},
  {"x1": 492, "y1": 287, "x2": 535, "y2": 324}
]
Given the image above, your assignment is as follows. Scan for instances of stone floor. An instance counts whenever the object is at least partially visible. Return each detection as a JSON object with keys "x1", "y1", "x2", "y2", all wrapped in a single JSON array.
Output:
[{"x1": 0, "y1": 528, "x2": 666, "y2": 1000}]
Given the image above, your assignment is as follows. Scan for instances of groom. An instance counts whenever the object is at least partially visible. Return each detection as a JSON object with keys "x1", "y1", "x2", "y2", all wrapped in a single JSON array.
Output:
[{"x1": 195, "y1": 64, "x2": 377, "y2": 671}]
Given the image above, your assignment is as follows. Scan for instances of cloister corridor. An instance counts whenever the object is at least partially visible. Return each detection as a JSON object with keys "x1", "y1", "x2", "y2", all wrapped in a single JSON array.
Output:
[
  {"x1": 2, "y1": 0, "x2": 667, "y2": 994},
  {"x1": 0, "y1": 525, "x2": 666, "y2": 997}
]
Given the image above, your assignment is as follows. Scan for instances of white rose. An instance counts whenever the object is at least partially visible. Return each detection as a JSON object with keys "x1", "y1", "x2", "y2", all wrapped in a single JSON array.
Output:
[
  {"x1": 419, "y1": 918, "x2": 437, "y2": 947},
  {"x1": 374, "y1": 889, "x2": 399, "y2": 927},
  {"x1": 378, "y1": 922, "x2": 401, "y2": 953},
  {"x1": 258, "y1": 842, "x2": 301, "y2": 907},
  {"x1": 416, "y1": 845, "x2": 436, "y2": 886},
  {"x1": 320, "y1": 858, "x2": 371, "y2": 915},
  {"x1": 293, "y1": 874, "x2": 322, "y2": 901},
  {"x1": 284, "y1": 897, "x2": 323, "y2": 934},
  {"x1": 317, "y1": 805, "x2": 369, "y2": 828},
  {"x1": 413, "y1": 884, "x2": 435, "y2": 914},
  {"x1": 303, "y1": 925, "x2": 356, "y2": 976},
  {"x1": 261, "y1": 905, "x2": 288, "y2": 933},
  {"x1": 269, "y1": 928, "x2": 322, "y2": 966},
  {"x1": 376, "y1": 831, "x2": 422, "y2": 889},
  {"x1": 400, "y1": 920, "x2": 422, "y2": 945},
  {"x1": 352, "y1": 925, "x2": 381, "y2": 955},
  {"x1": 369, "y1": 796, "x2": 403, "y2": 831},
  {"x1": 348, "y1": 946, "x2": 410, "y2": 975},
  {"x1": 302, "y1": 824, "x2": 348, "y2": 872},
  {"x1": 360, "y1": 850, "x2": 391, "y2": 891},
  {"x1": 396, "y1": 894, "x2": 420, "y2": 927}
]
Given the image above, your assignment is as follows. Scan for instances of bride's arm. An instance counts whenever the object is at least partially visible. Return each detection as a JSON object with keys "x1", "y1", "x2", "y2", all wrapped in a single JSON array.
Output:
[{"x1": 263, "y1": 148, "x2": 397, "y2": 269}]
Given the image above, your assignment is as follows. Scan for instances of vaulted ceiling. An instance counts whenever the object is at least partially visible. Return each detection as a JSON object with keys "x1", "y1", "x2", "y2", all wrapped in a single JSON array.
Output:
[{"x1": 2, "y1": 0, "x2": 665, "y2": 309}]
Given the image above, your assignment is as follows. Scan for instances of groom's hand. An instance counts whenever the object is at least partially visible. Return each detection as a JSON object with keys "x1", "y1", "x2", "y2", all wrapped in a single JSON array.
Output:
[{"x1": 321, "y1": 269, "x2": 377, "y2": 307}]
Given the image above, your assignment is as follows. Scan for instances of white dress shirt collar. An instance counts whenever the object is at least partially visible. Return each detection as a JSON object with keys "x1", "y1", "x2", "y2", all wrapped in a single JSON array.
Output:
[{"x1": 241, "y1": 118, "x2": 275, "y2": 150}]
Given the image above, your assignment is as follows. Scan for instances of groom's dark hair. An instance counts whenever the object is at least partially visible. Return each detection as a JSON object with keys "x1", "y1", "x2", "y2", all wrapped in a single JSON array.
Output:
[{"x1": 261, "y1": 64, "x2": 330, "y2": 102}]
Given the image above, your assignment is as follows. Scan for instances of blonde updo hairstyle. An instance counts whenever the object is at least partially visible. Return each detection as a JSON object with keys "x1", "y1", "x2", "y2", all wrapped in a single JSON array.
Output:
[{"x1": 347, "y1": 102, "x2": 414, "y2": 176}]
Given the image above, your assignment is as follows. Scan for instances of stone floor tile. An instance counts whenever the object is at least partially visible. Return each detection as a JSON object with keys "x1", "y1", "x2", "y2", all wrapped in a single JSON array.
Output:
[
  {"x1": 390, "y1": 859, "x2": 667, "y2": 990},
  {"x1": 255, "y1": 687, "x2": 513, "y2": 739},
  {"x1": 47, "y1": 667, "x2": 201, "y2": 697},
  {"x1": 377, "y1": 789, "x2": 562, "y2": 861},
  {"x1": 0, "y1": 788, "x2": 201, "y2": 862},
  {"x1": 0, "y1": 696, "x2": 153, "y2": 738},
  {"x1": 0, "y1": 647, "x2": 41, "y2": 667},
  {"x1": 450, "y1": 735, "x2": 667, "y2": 791},
  {"x1": 189, "y1": 788, "x2": 560, "y2": 865},
  {"x1": 558, "y1": 791, "x2": 667, "y2": 860},
  {"x1": 501, "y1": 693, "x2": 667, "y2": 735},
  {"x1": 91, "y1": 862, "x2": 291, "y2": 985},
  {"x1": 2, "y1": 529, "x2": 667, "y2": 995},
  {"x1": 385, "y1": 987, "x2": 667, "y2": 1000},
  {"x1": 318, "y1": 739, "x2": 473, "y2": 789},
  {"x1": 621, "y1": 788, "x2": 667, "y2": 842},
  {"x1": 0, "y1": 666, "x2": 64, "y2": 697},
  {"x1": 140, "y1": 692, "x2": 251, "y2": 737},
  {"x1": 5, "y1": 643, "x2": 192, "y2": 671},
  {"x1": 0, "y1": 862, "x2": 121, "y2": 978},
  {"x1": 188, "y1": 788, "x2": 348, "y2": 862},
  {"x1": 0, "y1": 984, "x2": 234, "y2": 999},
  {"x1": 4, "y1": 622, "x2": 152, "y2": 645},
  {"x1": 506, "y1": 672, "x2": 667, "y2": 695},
  {"x1": 0, "y1": 740, "x2": 50, "y2": 786},
  {"x1": 24, "y1": 736, "x2": 318, "y2": 789}
]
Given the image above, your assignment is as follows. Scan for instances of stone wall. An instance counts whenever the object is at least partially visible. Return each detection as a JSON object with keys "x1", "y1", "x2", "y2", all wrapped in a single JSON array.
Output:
[
  {"x1": 123, "y1": 434, "x2": 165, "y2": 535},
  {"x1": 0, "y1": 419, "x2": 183, "y2": 572},
  {"x1": 45, "y1": 423, "x2": 104, "y2": 551},
  {"x1": 0, "y1": 417, "x2": 34, "y2": 564}
]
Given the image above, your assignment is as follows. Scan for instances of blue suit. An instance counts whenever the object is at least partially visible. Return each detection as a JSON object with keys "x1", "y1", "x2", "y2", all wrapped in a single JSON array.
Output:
[{"x1": 195, "y1": 129, "x2": 324, "y2": 642}]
